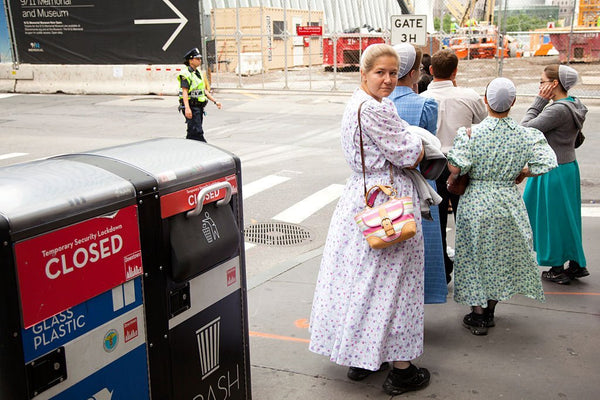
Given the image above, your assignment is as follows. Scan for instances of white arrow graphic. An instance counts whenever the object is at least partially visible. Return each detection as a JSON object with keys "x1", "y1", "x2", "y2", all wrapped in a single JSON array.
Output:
[{"x1": 134, "y1": 0, "x2": 188, "y2": 51}]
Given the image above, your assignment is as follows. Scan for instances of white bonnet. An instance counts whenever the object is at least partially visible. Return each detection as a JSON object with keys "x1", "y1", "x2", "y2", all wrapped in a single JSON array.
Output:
[
  {"x1": 486, "y1": 77, "x2": 516, "y2": 113},
  {"x1": 393, "y1": 43, "x2": 416, "y2": 78},
  {"x1": 558, "y1": 65, "x2": 579, "y2": 91}
]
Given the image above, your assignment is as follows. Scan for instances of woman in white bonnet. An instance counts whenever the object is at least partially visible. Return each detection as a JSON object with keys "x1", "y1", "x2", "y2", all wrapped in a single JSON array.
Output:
[
  {"x1": 447, "y1": 78, "x2": 557, "y2": 335},
  {"x1": 521, "y1": 65, "x2": 589, "y2": 284}
]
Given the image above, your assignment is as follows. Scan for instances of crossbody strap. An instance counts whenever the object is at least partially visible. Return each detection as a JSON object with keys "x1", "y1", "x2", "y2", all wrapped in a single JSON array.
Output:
[{"x1": 357, "y1": 101, "x2": 394, "y2": 200}]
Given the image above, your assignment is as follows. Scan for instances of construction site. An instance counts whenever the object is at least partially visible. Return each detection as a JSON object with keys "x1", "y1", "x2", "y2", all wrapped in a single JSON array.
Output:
[{"x1": 0, "y1": 0, "x2": 599, "y2": 95}]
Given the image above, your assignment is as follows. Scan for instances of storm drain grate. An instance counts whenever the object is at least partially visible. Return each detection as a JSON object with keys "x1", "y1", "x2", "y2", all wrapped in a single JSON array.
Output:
[{"x1": 244, "y1": 222, "x2": 312, "y2": 246}]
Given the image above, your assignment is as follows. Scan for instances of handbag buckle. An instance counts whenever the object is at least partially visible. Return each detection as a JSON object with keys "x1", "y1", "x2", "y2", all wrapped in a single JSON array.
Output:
[{"x1": 381, "y1": 217, "x2": 395, "y2": 236}]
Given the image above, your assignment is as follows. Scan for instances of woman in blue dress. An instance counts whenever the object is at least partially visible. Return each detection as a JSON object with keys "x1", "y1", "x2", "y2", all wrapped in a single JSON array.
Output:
[
  {"x1": 388, "y1": 43, "x2": 447, "y2": 304},
  {"x1": 521, "y1": 65, "x2": 589, "y2": 284},
  {"x1": 447, "y1": 78, "x2": 557, "y2": 335}
]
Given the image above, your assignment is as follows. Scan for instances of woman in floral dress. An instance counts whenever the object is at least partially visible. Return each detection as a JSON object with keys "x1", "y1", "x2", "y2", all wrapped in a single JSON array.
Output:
[
  {"x1": 309, "y1": 43, "x2": 430, "y2": 396},
  {"x1": 447, "y1": 78, "x2": 557, "y2": 335}
]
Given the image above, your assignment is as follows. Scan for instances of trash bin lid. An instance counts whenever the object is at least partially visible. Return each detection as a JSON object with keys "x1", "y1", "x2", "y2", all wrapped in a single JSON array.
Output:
[
  {"x1": 84, "y1": 138, "x2": 237, "y2": 192},
  {"x1": 0, "y1": 159, "x2": 136, "y2": 234}
]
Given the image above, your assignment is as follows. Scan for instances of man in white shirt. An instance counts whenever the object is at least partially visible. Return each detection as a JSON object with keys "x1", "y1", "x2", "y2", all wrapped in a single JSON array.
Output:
[{"x1": 421, "y1": 49, "x2": 487, "y2": 284}]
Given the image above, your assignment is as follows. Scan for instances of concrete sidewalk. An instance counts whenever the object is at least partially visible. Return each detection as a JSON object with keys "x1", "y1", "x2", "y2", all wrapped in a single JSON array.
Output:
[{"x1": 246, "y1": 217, "x2": 600, "y2": 400}]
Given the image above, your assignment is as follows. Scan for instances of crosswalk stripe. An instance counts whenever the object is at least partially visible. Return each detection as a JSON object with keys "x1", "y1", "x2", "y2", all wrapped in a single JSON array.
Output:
[
  {"x1": 243, "y1": 148, "x2": 329, "y2": 168},
  {"x1": 582, "y1": 207, "x2": 600, "y2": 218},
  {"x1": 243, "y1": 175, "x2": 291, "y2": 200},
  {"x1": 0, "y1": 152, "x2": 27, "y2": 160},
  {"x1": 239, "y1": 145, "x2": 294, "y2": 163},
  {"x1": 273, "y1": 184, "x2": 345, "y2": 224}
]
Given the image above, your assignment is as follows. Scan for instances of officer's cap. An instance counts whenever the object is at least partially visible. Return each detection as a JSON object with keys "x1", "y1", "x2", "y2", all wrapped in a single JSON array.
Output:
[{"x1": 184, "y1": 48, "x2": 202, "y2": 60}]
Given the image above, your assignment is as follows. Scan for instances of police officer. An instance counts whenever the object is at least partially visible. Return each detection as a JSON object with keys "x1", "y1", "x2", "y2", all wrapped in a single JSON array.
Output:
[{"x1": 178, "y1": 47, "x2": 222, "y2": 142}]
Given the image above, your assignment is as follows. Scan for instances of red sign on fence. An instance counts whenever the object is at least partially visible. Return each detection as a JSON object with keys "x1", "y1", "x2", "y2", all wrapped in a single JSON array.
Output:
[{"x1": 297, "y1": 26, "x2": 323, "y2": 36}]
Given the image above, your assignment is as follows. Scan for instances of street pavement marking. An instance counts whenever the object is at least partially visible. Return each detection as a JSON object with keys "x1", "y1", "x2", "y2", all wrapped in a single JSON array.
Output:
[
  {"x1": 582, "y1": 206, "x2": 600, "y2": 218},
  {"x1": 238, "y1": 144, "x2": 295, "y2": 162},
  {"x1": 0, "y1": 94, "x2": 17, "y2": 99},
  {"x1": 0, "y1": 152, "x2": 27, "y2": 160},
  {"x1": 243, "y1": 174, "x2": 291, "y2": 200},
  {"x1": 273, "y1": 183, "x2": 345, "y2": 224},
  {"x1": 544, "y1": 292, "x2": 600, "y2": 296},
  {"x1": 249, "y1": 331, "x2": 310, "y2": 344},
  {"x1": 240, "y1": 91, "x2": 261, "y2": 100}
]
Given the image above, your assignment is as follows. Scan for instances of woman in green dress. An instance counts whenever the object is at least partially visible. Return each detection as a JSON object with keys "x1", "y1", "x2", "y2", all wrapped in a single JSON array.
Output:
[
  {"x1": 447, "y1": 78, "x2": 557, "y2": 335},
  {"x1": 521, "y1": 65, "x2": 589, "y2": 284}
]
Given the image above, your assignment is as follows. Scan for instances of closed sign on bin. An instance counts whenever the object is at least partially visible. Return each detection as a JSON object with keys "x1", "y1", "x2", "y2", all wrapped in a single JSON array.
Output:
[
  {"x1": 160, "y1": 175, "x2": 238, "y2": 219},
  {"x1": 15, "y1": 205, "x2": 143, "y2": 328}
]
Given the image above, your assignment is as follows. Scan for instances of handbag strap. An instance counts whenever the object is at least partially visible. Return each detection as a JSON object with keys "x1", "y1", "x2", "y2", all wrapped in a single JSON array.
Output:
[
  {"x1": 366, "y1": 184, "x2": 396, "y2": 207},
  {"x1": 357, "y1": 101, "x2": 394, "y2": 202}
]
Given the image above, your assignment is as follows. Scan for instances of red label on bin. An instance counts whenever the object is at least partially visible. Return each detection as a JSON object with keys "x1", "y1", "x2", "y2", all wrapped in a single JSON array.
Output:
[
  {"x1": 227, "y1": 266, "x2": 237, "y2": 287},
  {"x1": 15, "y1": 205, "x2": 143, "y2": 329},
  {"x1": 160, "y1": 175, "x2": 238, "y2": 219},
  {"x1": 124, "y1": 317, "x2": 139, "y2": 343}
]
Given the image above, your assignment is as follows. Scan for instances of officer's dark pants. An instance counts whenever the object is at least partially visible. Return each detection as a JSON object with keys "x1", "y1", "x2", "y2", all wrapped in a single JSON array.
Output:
[
  {"x1": 185, "y1": 105, "x2": 206, "y2": 142},
  {"x1": 435, "y1": 165, "x2": 461, "y2": 283}
]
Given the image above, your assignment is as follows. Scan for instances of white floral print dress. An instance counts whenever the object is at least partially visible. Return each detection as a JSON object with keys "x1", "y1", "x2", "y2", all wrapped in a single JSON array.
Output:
[{"x1": 309, "y1": 88, "x2": 425, "y2": 370}]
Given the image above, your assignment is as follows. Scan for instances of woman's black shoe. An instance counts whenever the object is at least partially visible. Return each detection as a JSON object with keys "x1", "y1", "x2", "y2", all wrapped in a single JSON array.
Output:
[
  {"x1": 463, "y1": 312, "x2": 491, "y2": 335},
  {"x1": 382, "y1": 365, "x2": 430, "y2": 395},
  {"x1": 565, "y1": 264, "x2": 590, "y2": 279},
  {"x1": 541, "y1": 267, "x2": 571, "y2": 284},
  {"x1": 347, "y1": 362, "x2": 388, "y2": 381}
]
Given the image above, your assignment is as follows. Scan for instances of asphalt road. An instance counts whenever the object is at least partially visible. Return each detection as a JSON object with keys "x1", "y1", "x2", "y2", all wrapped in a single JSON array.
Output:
[{"x1": 1, "y1": 90, "x2": 599, "y2": 281}]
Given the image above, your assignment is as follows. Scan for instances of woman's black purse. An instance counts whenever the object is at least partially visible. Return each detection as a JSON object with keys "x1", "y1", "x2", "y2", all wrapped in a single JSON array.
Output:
[{"x1": 575, "y1": 130, "x2": 585, "y2": 148}]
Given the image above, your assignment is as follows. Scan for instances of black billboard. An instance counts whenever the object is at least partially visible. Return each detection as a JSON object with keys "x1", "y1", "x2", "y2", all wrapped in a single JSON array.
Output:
[{"x1": 8, "y1": 0, "x2": 201, "y2": 64}]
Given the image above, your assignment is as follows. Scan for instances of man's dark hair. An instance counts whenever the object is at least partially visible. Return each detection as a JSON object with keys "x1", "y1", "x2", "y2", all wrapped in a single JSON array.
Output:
[
  {"x1": 431, "y1": 49, "x2": 458, "y2": 79},
  {"x1": 420, "y1": 53, "x2": 432, "y2": 77}
]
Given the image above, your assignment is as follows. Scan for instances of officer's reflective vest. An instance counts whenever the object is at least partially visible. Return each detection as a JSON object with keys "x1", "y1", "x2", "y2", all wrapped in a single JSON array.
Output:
[{"x1": 178, "y1": 67, "x2": 207, "y2": 105}]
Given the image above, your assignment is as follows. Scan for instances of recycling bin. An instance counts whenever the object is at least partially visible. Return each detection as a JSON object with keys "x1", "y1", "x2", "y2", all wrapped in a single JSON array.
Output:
[
  {"x1": 0, "y1": 159, "x2": 151, "y2": 399},
  {"x1": 62, "y1": 138, "x2": 252, "y2": 400}
]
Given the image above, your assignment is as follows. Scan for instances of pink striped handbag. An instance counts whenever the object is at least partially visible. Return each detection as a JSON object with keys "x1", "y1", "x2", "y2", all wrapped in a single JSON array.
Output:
[
  {"x1": 355, "y1": 185, "x2": 417, "y2": 249},
  {"x1": 353, "y1": 101, "x2": 416, "y2": 249}
]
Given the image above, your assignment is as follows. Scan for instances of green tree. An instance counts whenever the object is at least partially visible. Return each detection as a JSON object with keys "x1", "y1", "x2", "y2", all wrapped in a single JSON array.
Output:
[
  {"x1": 434, "y1": 14, "x2": 455, "y2": 32},
  {"x1": 501, "y1": 13, "x2": 549, "y2": 32}
]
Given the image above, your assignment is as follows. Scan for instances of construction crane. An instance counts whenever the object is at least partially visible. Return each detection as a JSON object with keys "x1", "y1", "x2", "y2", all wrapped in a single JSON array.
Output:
[
  {"x1": 482, "y1": 0, "x2": 496, "y2": 24},
  {"x1": 446, "y1": 0, "x2": 478, "y2": 27},
  {"x1": 447, "y1": 0, "x2": 509, "y2": 60},
  {"x1": 395, "y1": 0, "x2": 413, "y2": 14},
  {"x1": 446, "y1": 0, "x2": 497, "y2": 26}
]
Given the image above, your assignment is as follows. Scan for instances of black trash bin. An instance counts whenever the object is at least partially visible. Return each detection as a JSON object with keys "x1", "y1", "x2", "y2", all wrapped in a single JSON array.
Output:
[
  {"x1": 62, "y1": 138, "x2": 252, "y2": 400},
  {"x1": 0, "y1": 159, "x2": 152, "y2": 399}
]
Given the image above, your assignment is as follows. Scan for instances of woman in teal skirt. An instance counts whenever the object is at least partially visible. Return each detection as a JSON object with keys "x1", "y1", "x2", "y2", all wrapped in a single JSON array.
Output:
[{"x1": 521, "y1": 65, "x2": 589, "y2": 284}]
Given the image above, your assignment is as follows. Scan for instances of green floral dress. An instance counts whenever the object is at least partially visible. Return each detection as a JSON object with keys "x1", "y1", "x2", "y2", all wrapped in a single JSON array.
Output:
[{"x1": 448, "y1": 117, "x2": 557, "y2": 307}]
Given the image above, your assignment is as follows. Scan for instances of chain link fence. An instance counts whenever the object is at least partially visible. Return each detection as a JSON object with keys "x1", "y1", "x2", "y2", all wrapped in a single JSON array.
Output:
[{"x1": 204, "y1": 0, "x2": 600, "y2": 98}]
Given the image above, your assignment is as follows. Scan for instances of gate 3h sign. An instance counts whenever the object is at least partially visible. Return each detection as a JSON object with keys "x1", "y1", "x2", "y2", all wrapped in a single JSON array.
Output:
[{"x1": 391, "y1": 15, "x2": 427, "y2": 47}]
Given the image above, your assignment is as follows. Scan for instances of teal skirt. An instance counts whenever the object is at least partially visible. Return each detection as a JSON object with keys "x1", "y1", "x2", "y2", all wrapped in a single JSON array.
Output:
[{"x1": 523, "y1": 161, "x2": 586, "y2": 267}]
